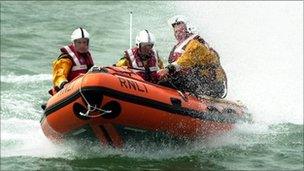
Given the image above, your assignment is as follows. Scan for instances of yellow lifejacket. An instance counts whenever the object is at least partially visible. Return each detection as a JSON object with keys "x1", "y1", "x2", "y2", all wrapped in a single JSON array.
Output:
[{"x1": 175, "y1": 39, "x2": 227, "y2": 83}]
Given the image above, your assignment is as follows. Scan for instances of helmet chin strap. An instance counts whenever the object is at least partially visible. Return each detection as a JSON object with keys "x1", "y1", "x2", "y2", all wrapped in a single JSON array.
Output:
[{"x1": 138, "y1": 43, "x2": 142, "y2": 54}]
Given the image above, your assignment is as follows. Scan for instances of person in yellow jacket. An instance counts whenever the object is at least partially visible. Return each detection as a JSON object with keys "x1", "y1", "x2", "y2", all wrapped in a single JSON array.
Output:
[
  {"x1": 51, "y1": 28, "x2": 94, "y2": 94},
  {"x1": 115, "y1": 30, "x2": 164, "y2": 83},
  {"x1": 158, "y1": 15, "x2": 227, "y2": 98}
]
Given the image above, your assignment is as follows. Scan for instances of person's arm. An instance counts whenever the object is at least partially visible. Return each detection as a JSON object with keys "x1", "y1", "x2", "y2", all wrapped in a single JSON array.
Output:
[
  {"x1": 52, "y1": 55, "x2": 72, "y2": 90},
  {"x1": 165, "y1": 39, "x2": 209, "y2": 73},
  {"x1": 157, "y1": 52, "x2": 164, "y2": 69},
  {"x1": 115, "y1": 54, "x2": 130, "y2": 67},
  {"x1": 158, "y1": 39, "x2": 212, "y2": 78},
  {"x1": 158, "y1": 58, "x2": 164, "y2": 69},
  {"x1": 177, "y1": 40, "x2": 210, "y2": 68}
]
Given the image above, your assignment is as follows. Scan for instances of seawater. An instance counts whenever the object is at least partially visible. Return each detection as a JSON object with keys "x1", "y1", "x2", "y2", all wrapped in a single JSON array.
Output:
[{"x1": 1, "y1": 1, "x2": 303, "y2": 170}]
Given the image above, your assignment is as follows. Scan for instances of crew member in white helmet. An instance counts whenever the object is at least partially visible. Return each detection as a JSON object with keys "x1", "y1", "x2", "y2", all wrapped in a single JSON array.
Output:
[
  {"x1": 157, "y1": 15, "x2": 227, "y2": 98},
  {"x1": 115, "y1": 30, "x2": 164, "y2": 83},
  {"x1": 51, "y1": 27, "x2": 94, "y2": 93}
]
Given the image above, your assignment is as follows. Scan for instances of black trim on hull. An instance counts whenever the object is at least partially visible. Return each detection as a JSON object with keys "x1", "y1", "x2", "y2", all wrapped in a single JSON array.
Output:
[
  {"x1": 44, "y1": 90, "x2": 81, "y2": 118},
  {"x1": 43, "y1": 86, "x2": 241, "y2": 123}
]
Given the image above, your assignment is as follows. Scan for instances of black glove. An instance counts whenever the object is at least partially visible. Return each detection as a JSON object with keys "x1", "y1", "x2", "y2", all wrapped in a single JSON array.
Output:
[
  {"x1": 59, "y1": 80, "x2": 68, "y2": 90},
  {"x1": 165, "y1": 64, "x2": 176, "y2": 74}
]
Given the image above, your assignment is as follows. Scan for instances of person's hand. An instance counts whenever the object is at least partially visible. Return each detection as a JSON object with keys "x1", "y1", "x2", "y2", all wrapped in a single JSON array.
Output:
[
  {"x1": 157, "y1": 68, "x2": 169, "y2": 80},
  {"x1": 59, "y1": 80, "x2": 68, "y2": 90}
]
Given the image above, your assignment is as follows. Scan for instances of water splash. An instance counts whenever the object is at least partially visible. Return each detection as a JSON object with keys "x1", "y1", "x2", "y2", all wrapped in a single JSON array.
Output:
[
  {"x1": 173, "y1": 1, "x2": 303, "y2": 124},
  {"x1": 1, "y1": 73, "x2": 51, "y2": 84}
]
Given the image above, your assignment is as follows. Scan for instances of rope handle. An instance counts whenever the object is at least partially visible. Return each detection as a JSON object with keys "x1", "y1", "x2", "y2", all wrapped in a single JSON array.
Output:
[{"x1": 78, "y1": 73, "x2": 112, "y2": 118}]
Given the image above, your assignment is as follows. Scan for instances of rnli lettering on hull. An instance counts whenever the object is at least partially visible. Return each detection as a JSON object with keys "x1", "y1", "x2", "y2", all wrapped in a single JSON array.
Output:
[{"x1": 118, "y1": 77, "x2": 148, "y2": 93}]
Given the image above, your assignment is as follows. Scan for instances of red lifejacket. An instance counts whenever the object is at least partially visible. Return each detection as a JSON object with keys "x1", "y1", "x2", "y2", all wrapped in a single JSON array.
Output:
[
  {"x1": 60, "y1": 44, "x2": 94, "y2": 81},
  {"x1": 168, "y1": 34, "x2": 199, "y2": 64},
  {"x1": 124, "y1": 47, "x2": 160, "y2": 83}
]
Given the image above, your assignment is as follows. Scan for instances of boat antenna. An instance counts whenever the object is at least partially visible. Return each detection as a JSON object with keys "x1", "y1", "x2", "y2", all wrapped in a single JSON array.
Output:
[{"x1": 129, "y1": 11, "x2": 133, "y2": 49}]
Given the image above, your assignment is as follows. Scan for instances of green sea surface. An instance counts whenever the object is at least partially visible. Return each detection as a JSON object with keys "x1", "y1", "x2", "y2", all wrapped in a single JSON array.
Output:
[{"x1": 1, "y1": 1, "x2": 303, "y2": 170}]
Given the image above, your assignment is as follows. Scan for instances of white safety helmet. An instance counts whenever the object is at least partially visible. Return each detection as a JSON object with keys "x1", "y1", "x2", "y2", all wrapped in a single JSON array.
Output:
[
  {"x1": 135, "y1": 30, "x2": 155, "y2": 46},
  {"x1": 71, "y1": 27, "x2": 90, "y2": 42},
  {"x1": 167, "y1": 15, "x2": 196, "y2": 33}
]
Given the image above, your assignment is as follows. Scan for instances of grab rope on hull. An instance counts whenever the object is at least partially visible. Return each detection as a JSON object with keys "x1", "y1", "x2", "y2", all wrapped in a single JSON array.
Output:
[{"x1": 79, "y1": 73, "x2": 112, "y2": 118}]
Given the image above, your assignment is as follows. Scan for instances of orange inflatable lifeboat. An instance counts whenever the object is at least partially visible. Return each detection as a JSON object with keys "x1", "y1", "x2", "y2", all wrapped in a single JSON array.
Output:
[{"x1": 40, "y1": 66, "x2": 247, "y2": 148}]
